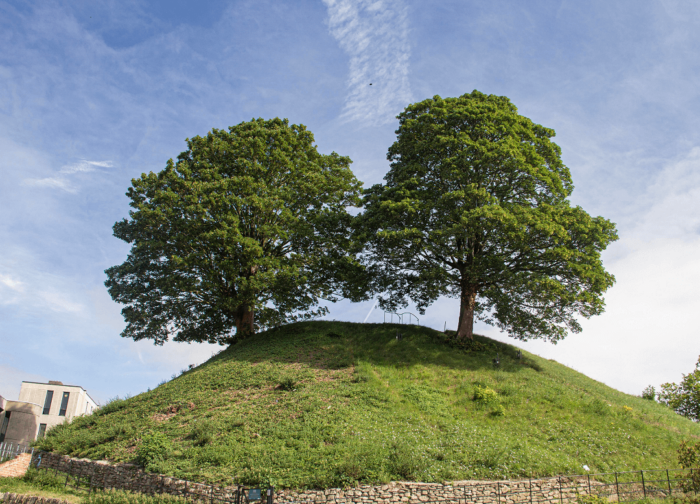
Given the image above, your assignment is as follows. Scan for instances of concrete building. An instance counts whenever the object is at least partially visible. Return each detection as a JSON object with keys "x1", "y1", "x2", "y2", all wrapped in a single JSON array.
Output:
[{"x1": 0, "y1": 381, "x2": 97, "y2": 446}]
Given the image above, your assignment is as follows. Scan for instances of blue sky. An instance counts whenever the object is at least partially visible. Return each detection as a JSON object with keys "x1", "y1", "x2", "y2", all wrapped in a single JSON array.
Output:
[{"x1": 2, "y1": 0, "x2": 700, "y2": 404}]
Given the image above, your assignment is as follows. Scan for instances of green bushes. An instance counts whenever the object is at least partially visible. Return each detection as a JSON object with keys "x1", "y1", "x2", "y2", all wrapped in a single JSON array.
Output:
[
  {"x1": 137, "y1": 431, "x2": 172, "y2": 471},
  {"x1": 473, "y1": 385, "x2": 499, "y2": 403},
  {"x1": 188, "y1": 420, "x2": 215, "y2": 447},
  {"x1": 0, "y1": 468, "x2": 70, "y2": 497},
  {"x1": 21, "y1": 467, "x2": 66, "y2": 491}
]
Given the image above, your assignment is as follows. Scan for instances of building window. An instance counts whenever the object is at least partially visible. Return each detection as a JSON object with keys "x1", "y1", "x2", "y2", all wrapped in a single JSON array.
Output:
[
  {"x1": 43, "y1": 390, "x2": 54, "y2": 415},
  {"x1": 37, "y1": 423, "x2": 47, "y2": 439},
  {"x1": 59, "y1": 392, "x2": 70, "y2": 416},
  {"x1": 0, "y1": 411, "x2": 11, "y2": 443}
]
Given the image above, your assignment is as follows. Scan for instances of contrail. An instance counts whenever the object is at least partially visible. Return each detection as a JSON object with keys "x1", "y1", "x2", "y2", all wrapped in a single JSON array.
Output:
[
  {"x1": 322, "y1": 0, "x2": 413, "y2": 126},
  {"x1": 363, "y1": 298, "x2": 378, "y2": 323}
]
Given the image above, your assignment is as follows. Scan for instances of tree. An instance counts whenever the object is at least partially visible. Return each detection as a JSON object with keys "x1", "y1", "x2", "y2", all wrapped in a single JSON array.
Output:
[
  {"x1": 659, "y1": 356, "x2": 700, "y2": 421},
  {"x1": 105, "y1": 118, "x2": 364, "y2": 345},
  {"x1": 360, "y1": 91, "x2": 618, "y2": 341}
]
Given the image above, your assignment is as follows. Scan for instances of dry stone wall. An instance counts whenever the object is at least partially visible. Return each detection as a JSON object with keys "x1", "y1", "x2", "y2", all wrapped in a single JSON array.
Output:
[
  {"x1": 0, "y1": 493, "x2": 68, "y2": 504},
  {"x1": 31, "y1": 452, "x2": 609, "y2": 504}
]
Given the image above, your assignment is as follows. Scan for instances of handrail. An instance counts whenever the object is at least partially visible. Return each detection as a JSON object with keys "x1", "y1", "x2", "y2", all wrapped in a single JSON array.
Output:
[{"x1": 383, "y1": 311, "x2": 419, "y2": 324}]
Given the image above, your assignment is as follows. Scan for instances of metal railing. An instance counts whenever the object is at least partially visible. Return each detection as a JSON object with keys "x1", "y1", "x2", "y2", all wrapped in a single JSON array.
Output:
[
  {"x1": 383, "y1": 311, "x2": 419, "y2": 324},
  {"x1": 0, "y1": 442, "x2": 33, "y2": 463}
]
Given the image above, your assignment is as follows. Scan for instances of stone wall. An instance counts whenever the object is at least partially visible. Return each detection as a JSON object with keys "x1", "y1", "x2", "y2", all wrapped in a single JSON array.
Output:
[
  {"x1": 30, "y1": 452, "x2": 628, "y2": 504},
  {"x1": 0, "y1": 493, "x2": 68, "y2": 504}
]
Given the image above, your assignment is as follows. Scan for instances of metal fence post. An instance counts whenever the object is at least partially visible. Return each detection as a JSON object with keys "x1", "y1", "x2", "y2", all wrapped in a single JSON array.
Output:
[
  {"x1": 64, "y1": 460, "x2": 72, "y2": 488},
  {"x1": 614, "y1": 472, "x2": 620, "y2": 502},
  {"x1": 641, "y1": 471, "x2": 646, "y2": 499},
  {"x1": 529, "y1": 477, "x2": 533, "y2": 504},
  {"x1": 667, "y1": 469, "x2": 672, "y2": 496},
  {"x1": 587, "y1": 474, "x2": 591, "y2": 496},
  {"x1": 558, "y1": 476, "x2": 563, "y2": 504}
]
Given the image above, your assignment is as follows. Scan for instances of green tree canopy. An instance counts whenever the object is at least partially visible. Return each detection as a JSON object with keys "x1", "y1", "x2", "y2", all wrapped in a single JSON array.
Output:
[
  {"x1": 659, "y1": 356, "x2": 700, "y2": 422},
  {"x1": 360, "y1": 91, "x2": 618, "y2": 341},
  {"x1": 105, "y1": 118, "x2": 364, "y2": 345}
]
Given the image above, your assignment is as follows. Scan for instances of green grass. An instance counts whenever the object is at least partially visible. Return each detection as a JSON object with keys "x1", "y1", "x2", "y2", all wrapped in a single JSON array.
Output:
[
  {"x1": 0, "y1": 467, "x2": 82, "y2": 503},
  {"x1": 33, "y1": 322, "x2": 700, "y2": 489}
]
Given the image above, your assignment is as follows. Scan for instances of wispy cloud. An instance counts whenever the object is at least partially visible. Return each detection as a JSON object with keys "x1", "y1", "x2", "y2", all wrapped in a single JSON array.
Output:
[
  {"x1": 0, "y1": 274, "x2": 23, "y2": 292},
  {"x1": 323, "y1": 0, "x2": 412, "y2": 125},
  {"x1": 60, "y1": 160, "x2": 113, "y2": 174},
  {"x1": 23, "y1": 177, "x2": 76, "y2": 193},
  {"x1": 22, "y1": 159, "x2": 113, "y2": 193}
]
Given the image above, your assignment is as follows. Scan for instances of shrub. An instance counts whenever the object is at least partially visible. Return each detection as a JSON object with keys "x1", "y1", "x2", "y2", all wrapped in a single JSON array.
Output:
[
  {"x1": 388, "y1": 442, "x2": 428, "y2": 480},
  {"x1": 278, "y1": 377, "x2": 297, "y2": 391},
  {"x1": 136, "y1": 431, "x2": 172, "y2": 470},
  {"x1": 97, "y1": 397, "x2": 129, "y2": 416},
  {"x1": 642, "y1": 385, "x2": 656, "y2": 401},
  {"x1": 678, "y1": 439, "x2": 700, "y2": 493},
  {"x1": 189, "y1": 420, "x2": 214, "y2": 447},
  {"x1": 21, "y1": 467, "x2": 65, "y2": 490},
  {"x1": 490, "y1": 404, "x2": 506, "y2": 417},
  {"x1": 576, "y1": 492, "x2": 610, "y2": 504},
  {"x1": 473, "y1": 385, "x2": 499, "y2": 404}
]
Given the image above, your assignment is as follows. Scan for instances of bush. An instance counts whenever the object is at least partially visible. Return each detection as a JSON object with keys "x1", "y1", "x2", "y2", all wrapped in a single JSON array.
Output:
[
  {"x1": 678, "y1": 439, "x2": 700, "y2": 493},
  {"x1": 21, "y1": 467, "x2": 66, "y2": 490},
  {"x1": 473, "y1": 385, "x2": 499, "y2": 404},
  {"x1": 189, "y1": 420, "x2": 214, "y2": 447},
  {"x1": 136, "y1": 431, "x2": 172, "y2": 471},
  {"x1": 576, "y1": 492, "x2": 610, "y2": 504},
  {"x1": 97, "y1": 397, "x2": 129, "y2": 416},
  {"x1": 642, "y1": 385, "x2": 656, "y2": 401},
  {"x1": 659, "y1": 357, "x2": 700, "y2": 421},
  {"x1": 388, "y1": 442, "x2": 428, "y2": 480},
  {"x1": 278, "y1": 377, "x2": 297, "y2": 391},
  {"x1": 490, "y1": 404, "x2": 506, "y2": 417}
]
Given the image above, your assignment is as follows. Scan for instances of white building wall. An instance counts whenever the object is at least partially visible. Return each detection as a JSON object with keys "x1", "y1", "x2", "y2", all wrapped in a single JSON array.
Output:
[{"x1": 17, "y1": 382, "x2": 98, "y2": 438}]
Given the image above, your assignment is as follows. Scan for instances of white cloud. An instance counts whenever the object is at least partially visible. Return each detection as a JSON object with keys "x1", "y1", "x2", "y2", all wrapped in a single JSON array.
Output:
[
  {"x1": 0, "y1": 274, "x2": 23, "y2": 292},
  {"x1": 38, "y1": 290, "x2": 85, "y2": 314},
  {"x1": 475, "y1": 147, "x2": 700, "y2": 395},
  {"x1": 0, "y1": 257, "x2": 86, "y2": 315},
  {"x1": 23, "y1": 177, "x2": 76, "y2": 193},
  {"x1": 21, "y1": 159, "x2": 113, "y2": 193},
  {"x1": 60, "y1": 159, "x2": 114, "y2": 174},
  {"x1": 323, "y1": 0, "x2": 412, "y2": 125}
]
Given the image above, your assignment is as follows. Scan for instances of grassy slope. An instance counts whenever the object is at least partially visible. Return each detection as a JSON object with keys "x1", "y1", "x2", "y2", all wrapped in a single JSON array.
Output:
[{"x1": 36, "y1": 322, "x2": 700, "y2": 489}]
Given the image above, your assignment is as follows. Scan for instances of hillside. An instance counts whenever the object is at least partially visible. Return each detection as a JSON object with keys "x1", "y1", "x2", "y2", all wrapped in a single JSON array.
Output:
[{"x1": 36, "y1": 322, "x2": 700, "y2": 489}]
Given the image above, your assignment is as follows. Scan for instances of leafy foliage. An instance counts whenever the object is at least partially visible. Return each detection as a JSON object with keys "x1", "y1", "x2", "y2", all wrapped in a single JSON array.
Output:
[
  {"x1": 678, "y1": 439, "x2": 700, "y2": 493},
  {"x1": 33, "y1": 321, "x2": 700, "y2": 488},
  {"x1": 473, "y1": 385, "x2": 499, "y2": 404},
  {"x1": 642, "y1": 385, "x2": 656, "y2": 401},
  {"x1": 0, "y1": 468, "x2": 80, "y2": 503},
  {"x1": 105, "y1": 118, "x2": 365, "y2": 344},
  {"x1": 137, "y1": 431, "x2": 172, "y2": 471},
  {"x1": 659, "y1": 356, "x2": 700, "y2": 421},
  {"x1": 360, "y1": 91, "x2": 618, "y2": 341}
]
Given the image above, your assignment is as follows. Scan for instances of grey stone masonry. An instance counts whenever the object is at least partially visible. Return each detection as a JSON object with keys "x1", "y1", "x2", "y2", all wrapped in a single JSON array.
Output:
[
  {"x1": 31, "y1": 452, "x2": 654, "y2": 504},
  {"x1": 1, "y1": 493, "x2": 69, "y2": 504}
]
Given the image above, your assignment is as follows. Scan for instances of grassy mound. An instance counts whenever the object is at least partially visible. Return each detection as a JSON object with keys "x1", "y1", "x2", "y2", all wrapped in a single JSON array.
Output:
[{"x1": 36, "y1": 322, "x2": 700, "y2": 489}]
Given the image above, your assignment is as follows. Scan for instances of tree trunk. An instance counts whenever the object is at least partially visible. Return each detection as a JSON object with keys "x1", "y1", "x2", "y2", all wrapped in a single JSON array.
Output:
[
  {"x1": 456, "y1": 283, "x2": 477, "y2": 340},
  {"x1": 236, "y1": 305, "x2": 255, "y2": 338}
]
